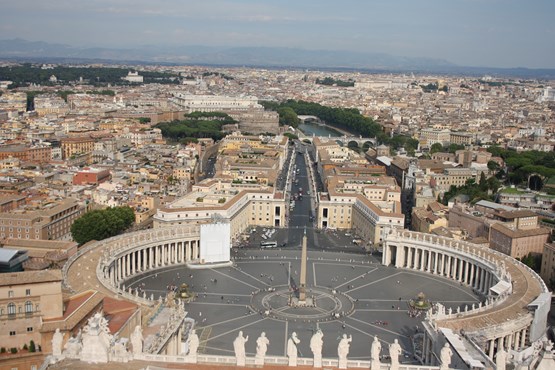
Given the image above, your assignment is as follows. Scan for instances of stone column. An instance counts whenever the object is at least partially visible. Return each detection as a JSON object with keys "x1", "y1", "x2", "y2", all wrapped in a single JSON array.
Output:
[
  {"x1": 458, "y1": 259, "x2": 464, "y2": 282},
  {"x1": 420, "y1": 249, "x2": 425, "y2": 271},
  {"x1": 125, "y1": 254, "x2": 130, "y2": 277},
  {"x1": 464, "y1": 260, "x2": 470, "y2": 284},
  {"x1": 514, "y1": 331, "x2": 520, "y2": 351},
  {"x1": 131, "y1": 251, "x2": 135, "y2": 275},
  {"x1": 506, "y1": 333, "x2": 512, "y2": 352},
  {"x1": 520, "y1": 328, "x2": 527, "y2": 348},
  {"x1": 489, "y1": 339, "x2": 495, "y2": 359},
  {"x1": 434, "y1": 252, "x2": 439, "y2": 274},
  {"x1": 186, "y1": 241, "x2": 191, "y2": 261}
]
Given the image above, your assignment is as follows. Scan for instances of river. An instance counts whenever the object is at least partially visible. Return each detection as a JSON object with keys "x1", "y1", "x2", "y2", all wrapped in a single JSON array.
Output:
[{"x1": 298, "y1": 122, "x2": 343, "y2": 137}]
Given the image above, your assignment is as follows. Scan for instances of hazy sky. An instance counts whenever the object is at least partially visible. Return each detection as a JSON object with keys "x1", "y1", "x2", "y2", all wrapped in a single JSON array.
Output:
[{"x1": 1, "y1": 0, "x2": 554, "y2": 68}]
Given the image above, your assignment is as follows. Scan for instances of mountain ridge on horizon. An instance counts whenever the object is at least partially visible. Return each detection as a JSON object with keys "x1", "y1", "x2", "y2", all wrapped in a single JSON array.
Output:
[{"x1": 1, "y1": 38, "x2": 554, "y2": 79}]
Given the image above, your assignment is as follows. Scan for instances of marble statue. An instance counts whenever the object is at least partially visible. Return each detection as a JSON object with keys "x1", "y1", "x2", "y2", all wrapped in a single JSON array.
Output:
[
  {"x1": 287, "y1": 332, "x2": 301, "y2": 366},
  {"x1": 130, "y1": 325, "x2": 143, "y2": 356},
  {"x1": 233, "y1": 331, "x2": 249, "y2": 366},
  {"x1": 111, "y1": 337, "x2": 130, "y2": 362},
  {"x1": 338, "y1": 334, "x2": 353, "y2": 369},
  {"x1": 496, "y1": 347, "x2": 507, "y2": 370},
  {"x1": 440, "y1": 343, "x2": 453, "y2": 370},
  {"x1": 371, "y1": 335, "x2": 382, "y2": 370},
  {"x1": 187, "y1": 329, "x2": 199, "y2": 361},
  {"x1": 81, "y1": 312, "x2": 112, "y2": 363},
  {"x1": 310, "y1": 329, "x2": 324, "y2": 367},
  {"x1": 52, "y1": 328, "x2": 64, "y2": 357},
  {"x1": 389, "y1": 339, "x2": 402, "y2": 370},
  {"x1": 63, "y1": 331, "x2": 82, "y2": 358},
  {"x1": 255, "y1": 332, "x2": 270, "y2": 365}
]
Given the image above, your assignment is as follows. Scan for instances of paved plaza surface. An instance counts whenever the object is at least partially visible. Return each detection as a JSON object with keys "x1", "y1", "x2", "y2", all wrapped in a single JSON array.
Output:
[{"x1": 127, "y1": 249, "x2": 480, "y2": 363}]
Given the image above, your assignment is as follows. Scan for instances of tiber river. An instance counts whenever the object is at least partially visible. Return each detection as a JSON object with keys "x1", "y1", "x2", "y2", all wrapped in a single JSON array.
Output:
[{"x1": 298, "y1": 122, "x2": 343, "y2": 137}]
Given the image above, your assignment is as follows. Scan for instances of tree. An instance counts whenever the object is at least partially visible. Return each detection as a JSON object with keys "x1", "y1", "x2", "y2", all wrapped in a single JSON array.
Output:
[
  {"x1": 487, "y1": 160, "x2": 500, "y2": 172},
  {"x1": 487, "y1": 176, "x2": 501, "y2": 193},
  {"x1": 277, "y1": 107, "x2": 300, "y2": 127},
  {"x1": 71, "y1": 206, "x2": 135, "y2": 245},
  {"x1": 447, "y1": 143, "x2": 465, "y2": 153},
  {"x1": 430, "y1": 143, "x2": 443, "y2": 154},
  {"x1": 479, "y1": 172, "x2": 488, "y2": 191},
  {"x1": 29, "y1": 340, "x2": 36, "y2": 353}
]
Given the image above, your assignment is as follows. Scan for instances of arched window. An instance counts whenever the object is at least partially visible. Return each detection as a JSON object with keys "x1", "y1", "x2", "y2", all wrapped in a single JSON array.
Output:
[
  {"x1": 25, "y1": 301, "x2": 33, "y2": 315},
  {"x1": 8, "y1": 302, "x2": 16, "y2": 317}
]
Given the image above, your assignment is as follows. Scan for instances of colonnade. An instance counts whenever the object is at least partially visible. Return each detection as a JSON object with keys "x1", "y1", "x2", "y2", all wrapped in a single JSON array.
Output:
[
  {"x1": 381, "y1": 230, "x2": 545, "y2": 364},
  {"x1": 487, "y1": 328, "x2": 528, "y2": 358},
  {"x1": 387, "y1": 244, "x2": 496, "y2": 295},
  {"x1": 106, "y1": 239, "x2": 200, "y2": 286}
]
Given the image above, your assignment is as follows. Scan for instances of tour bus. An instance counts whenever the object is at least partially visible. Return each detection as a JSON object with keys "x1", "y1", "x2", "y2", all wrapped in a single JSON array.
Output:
[{"x1": 260, "y1": 241, "x2": 278, "y2": 248}]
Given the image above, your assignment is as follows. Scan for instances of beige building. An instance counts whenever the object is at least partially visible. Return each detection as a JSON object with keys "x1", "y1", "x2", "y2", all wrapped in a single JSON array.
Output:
[
  {"x1": 0, "y1": 198, "x2": 85, "y2": 240},
  {"x1": 430, "y1": 168, "x2": 479, "y2": 192},
  {"x1": 411, "y1": 202, "x2": 448, "y2": 233},
  {"x1": 419, "y1": 128, "x2": 451, "y2": 146},
  {"x1": 154, "y1": 178, "x2": 286, "y2": 241},
  {"x1": 540, "y1": 243, "x2": 555, "y2": 287},
  {"x1": 317, "y1": 176, "x2": 404, "y2": 246},
  {"x1": 489, "y1": 210, "x2": 551, "y2": 259},
  {"x1": 60, "y1": 137, "x2": 95, "y2": 160},
  {"x1": 0, "y1": 270, "x2": 63, "y2": 350}
]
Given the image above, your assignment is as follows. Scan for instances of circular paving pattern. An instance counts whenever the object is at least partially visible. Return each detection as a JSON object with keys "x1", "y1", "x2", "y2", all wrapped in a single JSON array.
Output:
[{"x1": 251, "y1": 286, "x2": 354, "y2": 322}]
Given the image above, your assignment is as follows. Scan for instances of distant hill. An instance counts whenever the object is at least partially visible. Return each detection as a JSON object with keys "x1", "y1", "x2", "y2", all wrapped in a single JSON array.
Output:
[{"x1": 1, "y1": 39, "x2": 554, "y2": 79}]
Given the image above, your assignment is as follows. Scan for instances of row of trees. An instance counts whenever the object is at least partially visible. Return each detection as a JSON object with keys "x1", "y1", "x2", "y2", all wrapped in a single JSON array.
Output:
[
  {"x1": 429, "y1": 143, "x2": 466, "y2": 154},
  {"x1": 0, "y1": 64, "x2": 179, "y2": 87},
  {"x1": 487, "y1": 146, "x2": 555, "y2": 190},
  {"x1": 440, "y1": 173, "x2": 500, "y2": 205},
  {"x1": 71, "y1": 206, "x2": 135, "y2": 245},
  {"x1": 261, "y1": 100, "x2": 385, "y2": 139},
  {"x1": 155, "y1": 113, "x2": 237, "y2": 142},
  {"x1": 315, "y1": 77, "x2": 354, "y2": 87},
  {"x1": 262, "y1": 100, "x2": 420, "y2": 154}
]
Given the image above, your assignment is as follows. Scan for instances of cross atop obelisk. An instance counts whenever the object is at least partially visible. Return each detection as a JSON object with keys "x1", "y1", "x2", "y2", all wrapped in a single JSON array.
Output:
[{"x1": 299, "y1": 227, "x2": 308, "y2": 302}]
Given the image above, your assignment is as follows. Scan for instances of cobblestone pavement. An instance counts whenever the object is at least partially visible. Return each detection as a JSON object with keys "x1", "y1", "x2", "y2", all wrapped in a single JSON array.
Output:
[{"x1": 126, "y1": 249, "x2": 480, "y2": 363}]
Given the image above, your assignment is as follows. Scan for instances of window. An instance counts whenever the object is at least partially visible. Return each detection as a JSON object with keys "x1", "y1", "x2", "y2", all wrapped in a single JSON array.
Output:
[
  {"x1": 9, "y1": 331, "x2": 15, "y2": 336},
  {"x1": 25, "y1": 301, "x2": 33, "y2": 315},
  {"x1": 8, "y1": 302, "x2": 16, "y2": 317},
  {"x1": 27, "y1": 327, "x2": 33, "y2": 332},
  {"x1": 8, "y1": 290, "x2": 14, "y2": 298},
  {"x1": 26, "y1": 289, "x2": 31, "y2": 296}
]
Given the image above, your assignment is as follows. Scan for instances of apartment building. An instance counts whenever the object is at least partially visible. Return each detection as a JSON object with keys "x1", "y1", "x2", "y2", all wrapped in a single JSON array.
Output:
[
  {"x1": 430, "y1": 168, "x2": 478, "y2": 192},
  {"x1": 0, "y1": 198, "x2": 85, "y2": 240},
  {"x1": 0, "y1": 144, "x2": 52, "y2": 163},
  {"x1": 73, "y1": 167, "x2": 112, "y2": 185},
  {"x1": 419, "y1": 128, "x2": 451, "y2": 146},
  {"x1": 60, "y1": 137, "x2": 95, "y2": 160}
]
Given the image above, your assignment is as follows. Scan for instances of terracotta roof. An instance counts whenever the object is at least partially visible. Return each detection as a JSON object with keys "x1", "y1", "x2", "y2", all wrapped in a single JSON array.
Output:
[
  {"x1": 0, "y1": 269, "x2": 62, "y2": 286},
  {"x1": 490, "y1": 223, "x2": 551, "y2": 238},
  {"x1": 104, "y1": 296, "x2": 139, "y2": 334}
]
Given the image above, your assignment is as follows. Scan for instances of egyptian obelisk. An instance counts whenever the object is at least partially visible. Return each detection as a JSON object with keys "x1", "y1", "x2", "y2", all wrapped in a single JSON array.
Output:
[{"x1": 299, "y1": 228, "x2": 307, "y2": 302}]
